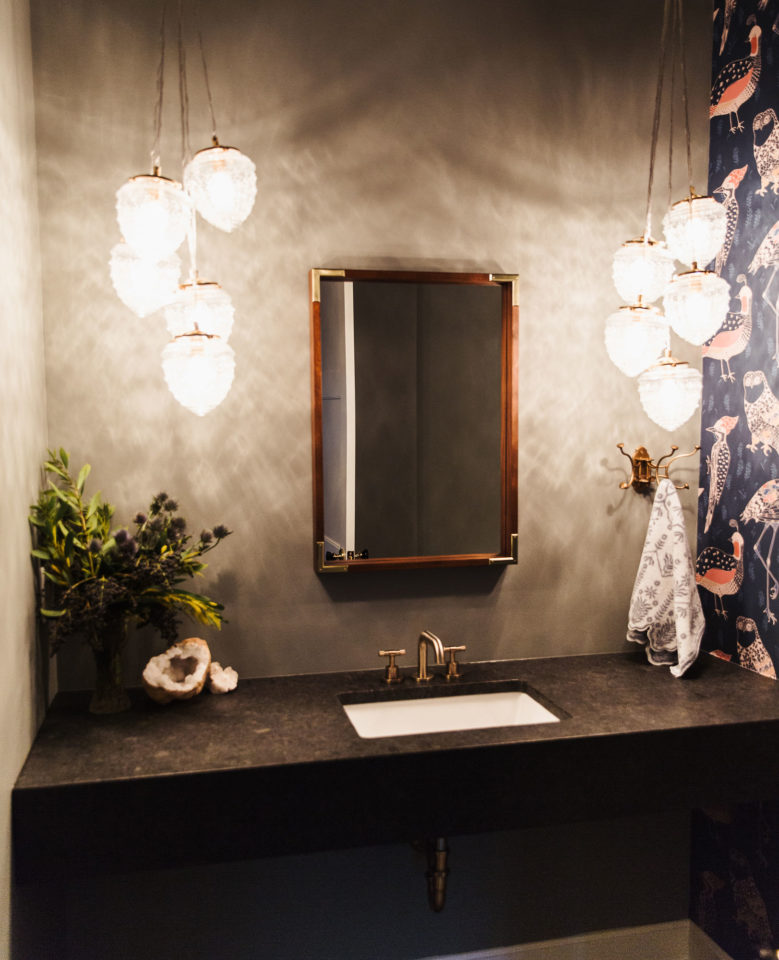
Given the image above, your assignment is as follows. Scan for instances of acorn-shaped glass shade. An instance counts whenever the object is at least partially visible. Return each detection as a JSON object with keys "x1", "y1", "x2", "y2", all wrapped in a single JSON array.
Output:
[
  {"x1": 604, "y1": 305, "x2": 669, "y2": 377},
  {"x1": 638, "y1": 357, "x2": 702, "y2": 432},
  {"x1": 161, "y1": 334, "x2": 236, "y2": 417},
  {"x1": 116, "y1": 175, "x2": 192, "y2": 261},
  {"x1": 663, "y1": 270, "x2": 730, "y2": 345},
  {"x1": 612, "y1": 238, "x2": 675, "y2": 304},
  {"x1": 109, "y1": 243, "x2": 181, "y2": 318},
  {"x1": 662, "y1": 195, "x2": 727, "y2": 268},
  {"x1": 164, "y1": 280, "x2": 235, "y2": 341},
  {"x1": 183, "y1": 146, "x2": 257, "y2": 232}
]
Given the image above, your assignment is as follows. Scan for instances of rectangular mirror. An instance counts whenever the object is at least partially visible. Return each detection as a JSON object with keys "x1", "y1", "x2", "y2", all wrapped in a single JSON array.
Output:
[{"x1": 310, "y1": 269, "x2": 518, "y2": 572}]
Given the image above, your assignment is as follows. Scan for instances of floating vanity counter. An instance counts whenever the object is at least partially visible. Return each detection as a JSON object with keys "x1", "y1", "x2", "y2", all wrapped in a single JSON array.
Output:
[{"x1": 13, "y1": 652, "x2": 779, "y2": 882}]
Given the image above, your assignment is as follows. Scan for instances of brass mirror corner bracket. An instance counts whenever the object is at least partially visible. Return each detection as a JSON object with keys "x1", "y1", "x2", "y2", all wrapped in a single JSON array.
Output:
[
  {"x1": 490, "y1": 273, "x2": 519, "y2": 306},
  {"x1": 617, "y1": 443, "x2": 701, "y2": 493},
  {"x1": 310, "y1": 268, "x2": 346, "y2": 303},
  {"x1": 315, "y1": 541, "x2": 348, "y2": 574},
  {"x1": 488, "y1": 533, "x2": 518, "y2": 565}
]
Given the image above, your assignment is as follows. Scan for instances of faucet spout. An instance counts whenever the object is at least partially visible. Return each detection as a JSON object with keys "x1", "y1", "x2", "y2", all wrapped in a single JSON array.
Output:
[{"x1": 416, "y1": 631, "x2": 445, "y2": 682}]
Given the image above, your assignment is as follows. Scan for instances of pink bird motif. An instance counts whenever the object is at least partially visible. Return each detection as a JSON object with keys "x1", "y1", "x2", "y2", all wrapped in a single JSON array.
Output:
[
  {"x1": 702, "y1": 275, "x2": 752, "y2": 381},
  {"x1": 710, "y1": 24, "x2": 762, "y2": 133},
  {"x1": 704, "y1": 415, "x2": 739, "y2": 534},
  {"x1": 714, "y1": 165, "x2": 748, "y2": 275},
  {"x1": 696, "y1": 522, "x2": 745, "y2": 618}
]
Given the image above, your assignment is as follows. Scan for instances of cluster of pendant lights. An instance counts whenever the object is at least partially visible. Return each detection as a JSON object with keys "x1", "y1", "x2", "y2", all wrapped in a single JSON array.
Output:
[
  {"x1": 607, "y1": 195, "x2": 728, "y2": 431},
  {"x1": 112, "y1": 146, "x2": 256, "y2": 416},
  {"x1": 606, "y1": 0, "x2": 728, "y2": 432},
  {"x1": 110, "y1": 5, "x2": 257, "y2": 416}
]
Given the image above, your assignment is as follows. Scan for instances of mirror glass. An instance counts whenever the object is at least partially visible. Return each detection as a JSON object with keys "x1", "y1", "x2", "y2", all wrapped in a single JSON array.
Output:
[{"x1": 310, "y1": 269, "x2": 518, "y2": 571}]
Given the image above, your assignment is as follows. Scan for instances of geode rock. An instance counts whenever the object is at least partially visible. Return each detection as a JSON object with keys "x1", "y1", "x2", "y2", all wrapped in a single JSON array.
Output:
[
  {"x1": 142, "y1": 637, "x2": 211, "y2": 705},
  {"x1": 207, "y1": 661, "x2": 239, "y2": 694}
]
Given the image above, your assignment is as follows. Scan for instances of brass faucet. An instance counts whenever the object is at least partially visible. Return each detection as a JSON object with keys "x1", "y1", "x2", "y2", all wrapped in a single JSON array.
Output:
[{"x1": 416, "y1": 631, "x2": 445, "y2": 682}]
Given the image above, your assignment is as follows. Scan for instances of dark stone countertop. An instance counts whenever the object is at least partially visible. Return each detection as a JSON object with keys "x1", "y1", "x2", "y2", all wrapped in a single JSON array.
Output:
[{"x1": 13, "y1": 651, "x2": 779, "y2": 882}]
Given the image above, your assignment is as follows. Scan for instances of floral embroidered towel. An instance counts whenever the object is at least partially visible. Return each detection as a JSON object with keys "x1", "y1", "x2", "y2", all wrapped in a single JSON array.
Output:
[{"x1": 627, "y1": 479, "x2": 704, "y2": 677}]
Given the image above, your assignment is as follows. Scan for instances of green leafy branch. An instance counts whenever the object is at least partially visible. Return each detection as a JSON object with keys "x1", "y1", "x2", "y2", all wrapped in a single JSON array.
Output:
[{"x1": 29, "y1": 449, "x2": 232, "y2": 653}]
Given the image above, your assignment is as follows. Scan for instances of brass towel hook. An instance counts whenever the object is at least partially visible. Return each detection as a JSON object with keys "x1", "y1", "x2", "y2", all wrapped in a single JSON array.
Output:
[{"x1": 617, "y1": 443, "x2": 700, "y2": 492}]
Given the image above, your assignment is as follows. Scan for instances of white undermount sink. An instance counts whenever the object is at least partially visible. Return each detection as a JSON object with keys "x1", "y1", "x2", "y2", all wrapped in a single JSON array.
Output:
[{"x1": 340, "y1": 686, "x2": 561, "y2": 739}]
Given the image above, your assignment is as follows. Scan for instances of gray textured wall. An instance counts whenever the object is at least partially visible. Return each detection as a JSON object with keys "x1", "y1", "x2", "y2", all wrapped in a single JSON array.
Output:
[
  {"x1": 0, "y1": 0, "x2": 47, "y2": 952},
  {"x1": 15, "y1": 1, "x2": 713, "y2": 956},
  {"x1": 30, "y1": 0, "x2": 710, "y2": 689}
]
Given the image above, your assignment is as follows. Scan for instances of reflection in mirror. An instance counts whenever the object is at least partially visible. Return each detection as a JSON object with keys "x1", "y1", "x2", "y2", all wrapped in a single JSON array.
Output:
[{"x1": 310, "y1": 269, "x2": 518, "y2": 572}]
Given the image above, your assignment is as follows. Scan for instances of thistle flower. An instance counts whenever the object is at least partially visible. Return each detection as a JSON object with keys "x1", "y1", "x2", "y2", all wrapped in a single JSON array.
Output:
[
  {"x1": 171, "y1": 516, "x2": 186, "y2": 533},
  {"x1": 213, "y1": 524, "x2": 230, "y2": 540},
  {"x1": 114, "y1": 529, "x2": 128, "y2": 545},
  {"x1": 89, "y1": 538, "x2": 102, "y2": 553},
  {"x1": 134, "y1": 512, "x2": 147, "y2": 525},
  {"x1": 200, "y1": 529, "x2": 213, "y2": 544},
  {"x1": 163, "y1": 498, "x2": 178, "y2": 512},
  {"x1": 120, "y1": 536, "x2": 139, "y2": 556}
]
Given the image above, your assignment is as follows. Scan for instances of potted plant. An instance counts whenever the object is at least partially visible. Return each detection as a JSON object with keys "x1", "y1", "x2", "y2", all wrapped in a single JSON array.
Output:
[{"x1": 29, "y1": 449, "x2": 231, "y2": 713}]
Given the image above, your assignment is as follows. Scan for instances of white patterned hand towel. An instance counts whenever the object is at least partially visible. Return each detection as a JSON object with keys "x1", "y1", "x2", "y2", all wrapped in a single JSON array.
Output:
[{"x1": 627, "y1": 479, "x2": 704, "y2": 677}]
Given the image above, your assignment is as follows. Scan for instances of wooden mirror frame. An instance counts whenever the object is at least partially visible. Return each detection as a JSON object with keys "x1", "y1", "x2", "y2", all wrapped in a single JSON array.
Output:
[{"x1": 310, "y1": 268, "x2": 518, "y2": 572}]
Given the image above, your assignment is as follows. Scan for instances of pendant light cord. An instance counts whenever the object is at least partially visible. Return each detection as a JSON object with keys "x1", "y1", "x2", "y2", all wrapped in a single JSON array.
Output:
[
  {"x1": 178, "y1": 0, "x2": 197, "y2": 280},
  {"x1": 667, "y1": 5, "x2": 677, "y2": 212},
  {"x1": 644, "y1": 0, "x2": 672, "y2": 239},
  {"x1": 178, "y1": 0, "x2": 191, "y2": 167},
  {"x1": 187, "y1": 209, "x2": 198, "y2": 283},
  {"x1": 676, "y1": 0, "x2": 695, "y2": 195},
  {"x1": 150, "y1": 3, "x2": 167, "y2": 174},
  {"x1": 195, "y1": 1, "x2": 219, "y2": 143}
]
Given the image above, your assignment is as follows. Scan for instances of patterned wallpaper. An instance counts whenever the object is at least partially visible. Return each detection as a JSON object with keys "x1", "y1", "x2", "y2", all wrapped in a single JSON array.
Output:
[
  {"x1": 698, "y1": 0, "x2": 779, "y2": 678},
  {"x1": 690, "y1": 7, "x2": 779, "y2": 958}
]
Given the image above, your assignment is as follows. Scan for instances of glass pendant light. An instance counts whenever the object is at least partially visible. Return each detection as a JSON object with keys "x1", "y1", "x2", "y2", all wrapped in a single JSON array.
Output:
[
  {"x1": 612, "y1": 237, "x2": 675, "y2": 305},
  {"x1": 637, "y1": 350, "x2": 702, "y2": 431},
  {"x1": 164, "y1": 278, "x2": 235, "y2": 340},
  {"x1": 161, "y1": 333, "x2": 236, "y2": 417},
  {"x1": 184, "y1": 140, "x2": 257, "y2": 233},
  {"x1": 115, "y1": 173, "x2": 192, "y2": 262},
  {"x1": 109, "y1": 243, "x2": 181, "y2": 318},
  {"x1": 604, "y1": 305, "x2": 670, "y2": 377},
  {"x1": 662, "y1": 194, "x2": 728, "y2": 269},
  {"x1": 663, "y1": 269, "x2": 730, "y2": 345}
]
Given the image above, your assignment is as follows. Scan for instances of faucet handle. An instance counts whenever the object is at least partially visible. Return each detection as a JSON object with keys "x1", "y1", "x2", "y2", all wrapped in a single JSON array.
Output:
[
  {"x1": 378, "y1": 649, "x2": 406, "y2": 684},
  {"x1": 443, "y1": 645, "x2": 466, "y2": 681}
]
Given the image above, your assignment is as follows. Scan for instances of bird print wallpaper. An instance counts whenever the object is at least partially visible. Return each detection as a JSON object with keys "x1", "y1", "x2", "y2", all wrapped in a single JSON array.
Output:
[
  {"x1": 698, "y1": 0, "x2": 779, "y2": 679},
  {"x1": 690, "y1": 6, "x2": 779, "y2": 958}
]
